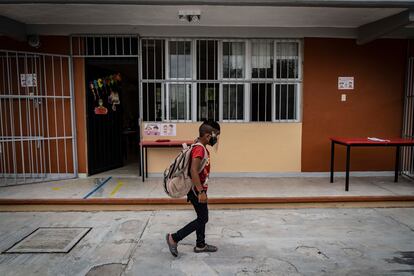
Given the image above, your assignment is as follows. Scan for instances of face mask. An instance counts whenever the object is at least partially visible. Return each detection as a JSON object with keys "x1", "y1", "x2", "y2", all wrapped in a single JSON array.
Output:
[{"x1": 209, "y1": 133, "x2": 218, "y2": 146}]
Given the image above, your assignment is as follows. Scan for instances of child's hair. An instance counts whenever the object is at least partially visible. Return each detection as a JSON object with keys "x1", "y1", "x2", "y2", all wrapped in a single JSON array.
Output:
[{"x1": 199, "y1": 120, "x2": 221, "y2": 137}]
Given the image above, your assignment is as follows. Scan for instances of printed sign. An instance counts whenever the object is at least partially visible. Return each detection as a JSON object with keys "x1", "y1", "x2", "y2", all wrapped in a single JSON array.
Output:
[
  {"x1": 338, "y1": 77, "x2": 354, "y2": 90},
  {"x1": 144, "y1": 123, "x2": 176, "y2": 136},
  {"x1": 20, "y1": 74, "x2": 37, "y2": 87}
]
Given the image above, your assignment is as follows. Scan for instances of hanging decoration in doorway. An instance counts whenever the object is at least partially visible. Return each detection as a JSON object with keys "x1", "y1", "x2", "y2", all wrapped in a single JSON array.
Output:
[
  {"x1": 94, "y1": 99, "x2": 108, "y2": 115},
  {"x1": 88, "y1": 73, "x2": 122, "y2": 115}
]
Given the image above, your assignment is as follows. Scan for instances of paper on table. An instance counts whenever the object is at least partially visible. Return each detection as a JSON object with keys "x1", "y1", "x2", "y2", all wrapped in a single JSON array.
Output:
[{"x1": 367, "y1": 137, "x2": 391, "y2": 142}]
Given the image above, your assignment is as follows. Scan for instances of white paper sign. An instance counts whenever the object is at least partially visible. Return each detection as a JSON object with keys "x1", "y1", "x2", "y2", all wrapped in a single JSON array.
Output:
[
  {"x1": 144, "y1": 123, "x2": 176, "y2": 136},
  {"x1": 20, "y1": 74, "x2": 37, "y2": 87},
  {"x1": 338, "y1": 77, "x2": 354, "y2": 90}
]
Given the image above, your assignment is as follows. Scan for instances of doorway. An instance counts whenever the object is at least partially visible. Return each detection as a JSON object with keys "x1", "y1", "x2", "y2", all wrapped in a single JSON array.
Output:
[{"x1": 85, "y1": 57, "x2": 140, "y2": 176}]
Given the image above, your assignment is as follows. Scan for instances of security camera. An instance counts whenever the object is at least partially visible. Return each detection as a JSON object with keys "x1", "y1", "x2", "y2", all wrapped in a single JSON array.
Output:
[
  {"x1": 27, "y1": 35, "x2": 41, "y2": 48},
  {"x1": 178, "y1": 10, "x2": 201, "y2": 23}
]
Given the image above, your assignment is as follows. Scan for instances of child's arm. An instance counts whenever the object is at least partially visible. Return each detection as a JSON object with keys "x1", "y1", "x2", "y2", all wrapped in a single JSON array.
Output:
[{"x1": 190, "y1": 157, "x2": 204, "y2": 193}]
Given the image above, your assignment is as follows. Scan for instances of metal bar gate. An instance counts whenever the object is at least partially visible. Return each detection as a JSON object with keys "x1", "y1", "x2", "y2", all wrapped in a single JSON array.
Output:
[
  {"x1": 0, "y1": 50, "x2": 77, "y2": 186},
  {"x1": 402, "y1": 57, "x2": 414, "y2": 179}
]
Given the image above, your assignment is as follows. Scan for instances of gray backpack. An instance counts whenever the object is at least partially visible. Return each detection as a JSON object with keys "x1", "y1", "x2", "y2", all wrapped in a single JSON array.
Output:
[{"x1": 163, "y1": 142, "x2": 208, "y2": 198}]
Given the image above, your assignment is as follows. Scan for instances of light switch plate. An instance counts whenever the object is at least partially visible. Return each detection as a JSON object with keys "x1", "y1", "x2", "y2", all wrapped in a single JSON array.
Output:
[{"x1": 341, "y1": 94, "x2": 347, "y2": 102}]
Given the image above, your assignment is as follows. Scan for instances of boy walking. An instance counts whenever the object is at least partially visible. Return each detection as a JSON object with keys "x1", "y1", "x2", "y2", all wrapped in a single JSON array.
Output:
[{"x1": 166, "y1": 120, "x2": 221, "y2": 257}]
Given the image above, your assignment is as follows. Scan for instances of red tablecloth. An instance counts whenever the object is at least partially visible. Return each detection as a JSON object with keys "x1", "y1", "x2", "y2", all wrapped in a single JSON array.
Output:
[
  {"x1": 140, "y1": 140, "x2": 194, "y2": 147},
  {"x1": 330, "y1": 137, "x2": 414, "y2": 146}
]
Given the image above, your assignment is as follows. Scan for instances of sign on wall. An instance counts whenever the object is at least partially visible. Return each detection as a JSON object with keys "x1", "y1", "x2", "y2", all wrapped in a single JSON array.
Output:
[
  {"x1": 338, "y1": 77, "x2": 354, "y2": 90},
  {"x1": 20, "y1": 74, "x2": 37, "y2": 87},
  {"x1": 144, "y1": 123, "x2": 176, "y2": 136}
]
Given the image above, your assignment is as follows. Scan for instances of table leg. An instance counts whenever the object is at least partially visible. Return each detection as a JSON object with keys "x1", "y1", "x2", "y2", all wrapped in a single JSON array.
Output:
[
  {"x1": 330, "y1": 141, "x2": 335, "y2": 183},
  {"x1": 141, "y1": 146, "x2": 145, "y2": 182},
  {"x1": 395, "y1": 145, "x2": 401, "y2": 182},
  {"x1": 345, "y1": 145, "x2": 351, "y2": 192},
  {"x1": 145, "y1": 147, "x2": 148, "y2": 178}
]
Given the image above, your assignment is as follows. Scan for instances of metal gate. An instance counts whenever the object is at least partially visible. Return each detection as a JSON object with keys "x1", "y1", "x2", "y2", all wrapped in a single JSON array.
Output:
[
  {"x1": 402, "y1": 57, "x2": 414, "y2": 179},
  {"x1": 0, "y1": 50, "x2": 77, "y2": 186}
]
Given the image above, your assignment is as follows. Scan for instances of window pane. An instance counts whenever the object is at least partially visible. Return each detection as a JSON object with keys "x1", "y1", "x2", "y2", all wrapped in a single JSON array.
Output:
[
  {"x1": 252, "y1": 41, "x2": 273, "y2": 79},
  {"x1": 276, "y1": 59, "x2": 298, "y2": 79},
  {"x1": 276, "y1": 42, "x2": 299, "y2": 79},
  {"x1": 197, "y1": 40, "x2": 218, "y2": 80},
  {"x1": 223, "y1": 42, "x2": 245, "y2": 79},
  {"x1": 223, "y1": 84, "x2": 244, "y2": 120},
  {"x1": 142, "y1": 39, "x2": 165, "y2": 80},
  {"x1": 143, "y1": 83, "x2": 162, "y2": 121},
  {"x1": 251, "y1": 83, "x2": 272, "y2": 122},
  {"x1": 169, "y1": 84, "x2": 191, "y2": 120},
  {"x1": 197, "y1": 83, "x2": 219, "y2": 121},
  {"x1": 275, "y1": 84, "x2": 296, "y2": 120},
  {"x1": 169, "y1": 41, "x2": 191, "y2": 79},
  {"x1": 276, "y1": 42, "x2": 298, "y2": 56}
]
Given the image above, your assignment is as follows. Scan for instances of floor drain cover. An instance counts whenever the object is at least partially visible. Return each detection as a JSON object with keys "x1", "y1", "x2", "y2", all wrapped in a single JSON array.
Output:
[{"x1": 4, "y1": 227, "x2": 91, "y2": 253}]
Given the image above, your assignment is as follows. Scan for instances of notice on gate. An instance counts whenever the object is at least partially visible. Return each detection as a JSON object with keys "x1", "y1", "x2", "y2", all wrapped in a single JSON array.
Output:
[
  {"x1": 20, "y1": 74, "x2": 37, "y2": 87},
  {"x1": 144, "y1": 123, "x2": 176, "y2": 136},
  {"x1": 338, "y1": 77, "x2": 354, "y2": 90}
]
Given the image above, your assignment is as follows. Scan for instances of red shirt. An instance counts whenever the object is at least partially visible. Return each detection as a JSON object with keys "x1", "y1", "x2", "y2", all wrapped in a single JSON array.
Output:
[{"x1": 191, "y1": 145, "x2": 210, "y2": 190}]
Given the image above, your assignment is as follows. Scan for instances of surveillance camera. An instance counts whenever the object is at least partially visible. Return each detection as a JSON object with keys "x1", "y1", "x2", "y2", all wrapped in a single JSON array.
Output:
[{"x1": 28, "y1": 35, "x2": 41, "y2": 48}]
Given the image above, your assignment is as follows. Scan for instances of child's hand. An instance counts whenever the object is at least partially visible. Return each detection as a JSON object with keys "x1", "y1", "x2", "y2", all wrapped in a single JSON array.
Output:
[{"x1": 198, "y1": 192, "x2": 208, "y2": 203}]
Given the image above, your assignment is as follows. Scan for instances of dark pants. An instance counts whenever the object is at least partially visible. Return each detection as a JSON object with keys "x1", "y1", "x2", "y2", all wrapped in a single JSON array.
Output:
[{"x1": 171, "y1": 191, "x2": 208, "y2": 248}]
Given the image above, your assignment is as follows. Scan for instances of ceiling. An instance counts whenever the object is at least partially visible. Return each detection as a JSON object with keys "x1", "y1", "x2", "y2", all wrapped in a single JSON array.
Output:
[
  {"x1": 0, "y1": 4, "x2": 407, "y2": 27},
  {"x1": 0, "y1": 3, "x2": 413, "y2": 43}
]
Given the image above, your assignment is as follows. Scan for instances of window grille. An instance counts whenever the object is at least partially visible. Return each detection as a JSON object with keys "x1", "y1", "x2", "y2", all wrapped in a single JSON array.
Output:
[
  {"x1": 71, "y1": 35, "x2": 138, "y2": 57},
  {"x1": 139, "y1": 38, "x2": 302, "y2": 123},
  {"x1": 223, "y1": 84, "x2": 244, "y2": 121}
]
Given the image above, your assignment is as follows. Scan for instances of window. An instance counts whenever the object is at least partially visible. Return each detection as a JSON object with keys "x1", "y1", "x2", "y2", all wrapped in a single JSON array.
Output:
[
  {"x1": 143, "y1": 83, "x2": 162, "y2": 121},
  {"x1": 197, "y1": 40, "x2": 218, "y2": 80},
  {"x1": 169, "y1": 41, "x2": 191, "y2": 79},
  {"x1": 196, "y1": 40, "x2": 219, "y2": 121},
  {"x1": 274, "y1": 42, "x2": 300, "y2": 121},
  {"x1": 251, "y1": 83, "x2": 272, "y2": 122},
  {"x1": 197, "y1": 83, "x2": 219, "y2": 121},
  {"x1": 252, "y1": 41, "x2": 273, "y2": 79},
  {"x1": 276, "y1": 42, "x2": 299, "y2": 79},
  {"x1": 142, "y1": 39, "x2": 164, "y2": 121},
  {"x1": 275, "y1": 84, "x2": 297, "y2": 120},
  {"x1": 167, "y1": 84, "x2": 191, "y2": 121},
  {"x1": 223, "y1": 84, "x2": 244, "y2": 121},
  {"x1": 223, "y1": 42, "x2": 245, "y2": 79},
  {"x1": 142, "y1": 39, "x2": 164, "y2": 80},
  {"x1": 140, "y1": 38, "x2": 301, "y2": 123}
]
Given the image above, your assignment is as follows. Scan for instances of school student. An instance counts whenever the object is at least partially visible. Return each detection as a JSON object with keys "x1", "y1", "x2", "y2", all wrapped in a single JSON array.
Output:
[{"x1": 166, "y1": 120, "x2": 221, "y2": 257}]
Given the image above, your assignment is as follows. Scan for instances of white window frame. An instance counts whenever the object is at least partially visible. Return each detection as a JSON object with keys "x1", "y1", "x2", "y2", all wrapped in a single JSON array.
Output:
[{"x1": 140, "y1": 38, "x2": 302, "y2": 123}]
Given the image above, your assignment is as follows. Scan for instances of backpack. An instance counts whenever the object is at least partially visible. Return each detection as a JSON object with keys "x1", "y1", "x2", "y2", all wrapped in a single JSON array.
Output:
[{"x1": 163, "y1": 142, "x2": 208, "y2": 198}]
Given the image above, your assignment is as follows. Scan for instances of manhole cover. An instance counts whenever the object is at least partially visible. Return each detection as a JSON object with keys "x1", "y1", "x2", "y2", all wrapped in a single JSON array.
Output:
[{"x1": 4, "y1": 227, "x2": 91, "y2": 253}]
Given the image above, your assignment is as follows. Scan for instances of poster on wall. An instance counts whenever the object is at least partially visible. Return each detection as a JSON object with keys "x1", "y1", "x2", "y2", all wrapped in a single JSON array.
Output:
[
  {"x1": 338, "y1": 77, "x2": 354, "y2": 90},
  {"x1": 144, "y1": 123, "x2": 176, "y2": 136},
  {"x1": 20, "y1": 74, "x2": 37, "y2": 87}
]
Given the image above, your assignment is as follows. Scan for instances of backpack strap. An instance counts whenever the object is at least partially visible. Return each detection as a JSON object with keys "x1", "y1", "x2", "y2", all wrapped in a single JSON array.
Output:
[{"x1": 192, "y1": 142, "x2": 209, "y2": 173}]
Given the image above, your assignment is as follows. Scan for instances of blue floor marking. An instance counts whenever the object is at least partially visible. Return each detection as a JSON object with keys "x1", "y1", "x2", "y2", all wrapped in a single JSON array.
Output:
[{"x1": 83, "y1": 176, "x2": 112, "y2": 199}]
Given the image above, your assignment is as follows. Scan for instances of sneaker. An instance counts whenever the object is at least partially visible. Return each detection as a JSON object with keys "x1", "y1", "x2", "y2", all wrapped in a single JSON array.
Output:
[
  {"x1": 166, "y1": 234, "x2": 178, "y2": 257},
  {"x1": 194, "y1": 244, "x2": 218, "y2": 253}
]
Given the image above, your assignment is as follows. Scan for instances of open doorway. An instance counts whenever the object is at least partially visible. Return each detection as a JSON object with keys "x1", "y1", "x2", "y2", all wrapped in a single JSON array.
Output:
[{"x1": 85, "y1": 57, "x2": 140, "y2": 177}]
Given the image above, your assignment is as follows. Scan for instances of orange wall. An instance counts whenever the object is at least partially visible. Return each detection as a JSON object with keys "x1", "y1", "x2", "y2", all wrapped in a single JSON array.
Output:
[
  {"x1": 0, "y1": 36, "x2": 70, "y2": 55},
  {"x1": 301, "y1": 38, "x2": 407, "y2": 172},
  {"x1": 73, "y1": 58, "x2": 88, "y2": 174}
]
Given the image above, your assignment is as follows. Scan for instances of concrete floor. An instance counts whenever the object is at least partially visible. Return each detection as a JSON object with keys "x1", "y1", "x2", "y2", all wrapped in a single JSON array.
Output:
[
  {"x1": 0, "y1": 176, "x2": 413, "y2": 199},
  {"x1": 0, "y1": 208, "x2": 413, "y2": 275}
]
